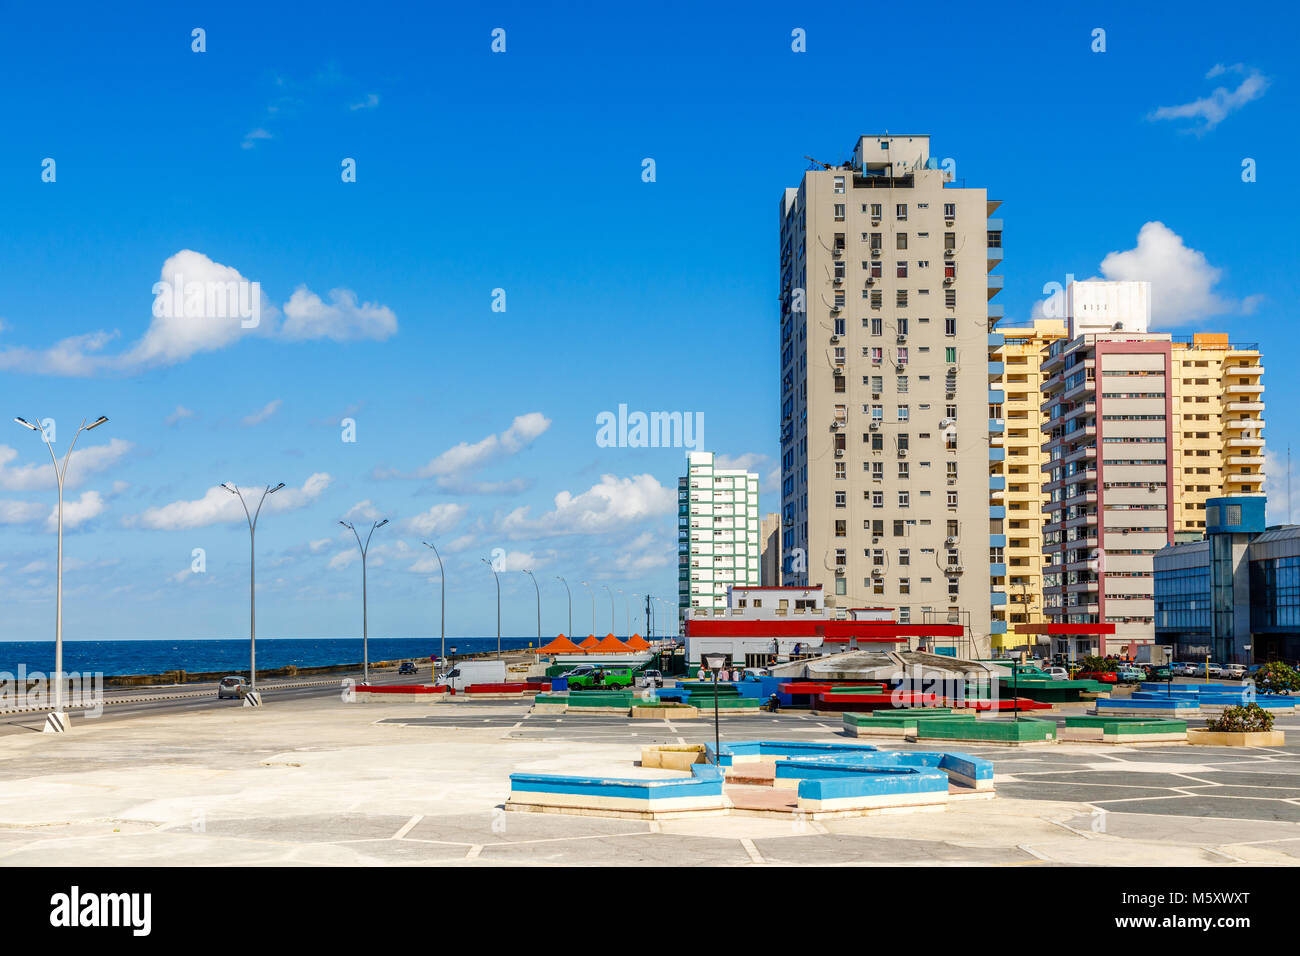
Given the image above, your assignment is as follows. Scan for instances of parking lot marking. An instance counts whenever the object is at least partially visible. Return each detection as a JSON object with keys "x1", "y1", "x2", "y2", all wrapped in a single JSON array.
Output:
[
  {"x1": 740, "y1": 838, "x2": 764, "y2": 864},
  {"x1": 466, "y1": 844, "x2": 483, "y2": 859},
  {"x1": 392, "y1": 814, "x2": 423, "y2": 840}
]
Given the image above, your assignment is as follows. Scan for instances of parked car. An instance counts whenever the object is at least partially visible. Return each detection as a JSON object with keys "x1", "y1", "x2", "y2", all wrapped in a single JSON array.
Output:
[
  {"x1": 636, "y1": 669, "x2": 663, "y2": 688},
  {"x1": 597, "y1": 667, "x2": 635, "y2": 688},
  {"x1": 217, "y1": 676, "x2": 249, "y2": 699},
  {"x1": 1043, "y1": 667, "x2": 1069, "y2": 681},
  {"x1": 1171, "y1": 662, "x2": 1194, "y2": 677},
  {"x1": 1076, "y1": 670, "x2": 1118, "y2": 683},
  {"x1": 1116, "y1": 666, "x2": 1145, "y2": 682},
  {"x1": 398, "y1": 662, "x2": 418, "y2": 676},
  {"x1": 1147, "y1": 666, "x2": 1173, "y2": 681},
  {"x1": 741, "y1": 667, "x2": 770, "y2": 681},
  {"x1": 1223, "y1": 663, "x2": 1247, "y2": 679},
  {"x1": 1194, "y1": 662, "x2": 1224, "y2": 678}
]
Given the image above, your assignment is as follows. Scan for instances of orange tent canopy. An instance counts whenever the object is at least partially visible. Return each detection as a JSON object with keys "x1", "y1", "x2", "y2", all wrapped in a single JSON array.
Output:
[
  {"x1": 624, "y1": 634, "x2": 650, "y2": 650},
  {"x1": 579, "y1": 635, "x2": 599, "y2": 649},
  {"x1": 539, "y1": 635, "x2": 584, "y2": 653},
  {"x1": 591, "y1": 635, "x2": 631, "y2": 653}
]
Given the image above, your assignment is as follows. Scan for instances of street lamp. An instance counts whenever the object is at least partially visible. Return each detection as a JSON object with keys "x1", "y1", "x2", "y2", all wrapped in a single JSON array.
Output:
[
  {"x1": 14, "y1": 414, "x2": 108, "y2": 733},
  {"x1": 601, "y1": 584, "x2": 615, "y2": 635},
  {"x1": 340, "y1": 518, "x2": 388, "y2": 684},
  {"x1": 222, "y1": 481, "x2": 285, "y2": 697},
  {"x1": 581, "y1": 581, "x2": 595, "y2": 635},
  {"x1": 523, "y1": 569, "x2": 541, "y2": 647},
  {"x1": 481, "y1": 558, "x2": 501, "y2": 658},
  {"x1": 555, "y1": 576, "x2": 573, "y2": 636},
  {"x1": 702, "y1": 651, "x2": 729, "y2": 764},
  {"x1": 421, "y1": 541, "x2": 446, "y2": 666}
]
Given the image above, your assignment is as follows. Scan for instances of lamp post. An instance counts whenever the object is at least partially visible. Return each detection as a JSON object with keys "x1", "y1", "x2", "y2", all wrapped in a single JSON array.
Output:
[
  {"x1": 421, "y1": 541, "x2": 446, "y2": 665},
  {"x1": 14, "y1": 414, "x2": 108, "y2": 732},
  {"x1": 601, "y1": 584, "x2": 615, "y2": 634},
  {"x1": 702, "y1": 651, "x2": 729, "y2": 764},
  {"x1": 555, "y1": 576, "x2": 572, "y2": 636},
  {"x1": 523, "y1": 569, "x2": 540, "y2": 647},
  {"x1": 581, "y1": 581, "x2": 595, "y2": 635},
  {"x1": 340, "y1": 518, "x2": 388, "y2": 684},
  {"x1": 222, "y1": 481, "x2": 285, "y2": 696},
  {"x1": 481, "y1": 558, "x2": 501, "y2": 658}
]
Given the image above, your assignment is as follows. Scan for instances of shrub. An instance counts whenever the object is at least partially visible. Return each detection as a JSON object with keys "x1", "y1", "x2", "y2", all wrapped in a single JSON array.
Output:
[
  {"x1": 1081, "y1": 655, "x2": 1114, "y2": 673},
  {"x1": 1255, "y1": 661, "x2": 1300, "y2": 694},
  {"x1": 1206, "y1": 703, "x2": 1274, "y2": 734}
]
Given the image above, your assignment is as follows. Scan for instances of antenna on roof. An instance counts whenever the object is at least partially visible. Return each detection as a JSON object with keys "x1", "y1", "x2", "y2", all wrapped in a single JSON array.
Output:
[{"x1": 804, "y1": 155, "x2": 833, "y2": 170}]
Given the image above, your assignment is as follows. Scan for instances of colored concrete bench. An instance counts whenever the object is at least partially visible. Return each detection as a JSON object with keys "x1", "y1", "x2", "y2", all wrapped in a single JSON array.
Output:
[
  {"x1": 508, "y1": 763, "x2": 726, "y2": 816},
  {"x1": 841, "y1": 709, "x2": 973, "y2": 737},
  {"x1": 913, "y1": 716, "x2": 1056, "y2": 745},
  {"x1": 705, "y1": 740, "x2": 883, "y2": 767},
  {"x1": 1059, "y1": 715, "x2": 1188, "y2": 744}
]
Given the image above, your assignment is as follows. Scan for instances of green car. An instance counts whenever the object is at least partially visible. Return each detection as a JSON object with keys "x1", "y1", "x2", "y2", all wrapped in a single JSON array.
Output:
[{"x1": 567, "y1": 666, "x2": 634, "y2": 689}]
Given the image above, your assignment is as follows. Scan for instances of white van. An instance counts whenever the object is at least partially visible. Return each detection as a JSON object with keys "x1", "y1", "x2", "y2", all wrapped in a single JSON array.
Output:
[{"x1": 439, "y1": 660, "x2": 506, "y2": 692}]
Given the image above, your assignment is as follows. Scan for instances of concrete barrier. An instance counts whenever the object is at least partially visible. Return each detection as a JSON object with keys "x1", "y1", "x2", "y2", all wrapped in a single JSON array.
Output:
[
  {"x1": 507, "y1": 763, "x2": 726, "y2": 817},
  {"x1": 913, "y1": 716, "x2": 1056, "y2": 746},
  {"x1": 1059, "y1": 715, "x2": 1188, "y2": 744}
]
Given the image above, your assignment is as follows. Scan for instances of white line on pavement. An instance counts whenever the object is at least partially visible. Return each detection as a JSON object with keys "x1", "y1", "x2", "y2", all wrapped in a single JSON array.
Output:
[{"x1": 392, "y1": 814, "x2": 423, "y2": 840}]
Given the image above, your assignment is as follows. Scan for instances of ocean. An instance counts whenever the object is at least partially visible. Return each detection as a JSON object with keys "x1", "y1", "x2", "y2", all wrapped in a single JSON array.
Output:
[{"x1": 0, "y1": 637, "x2": 548, "y2": 677}]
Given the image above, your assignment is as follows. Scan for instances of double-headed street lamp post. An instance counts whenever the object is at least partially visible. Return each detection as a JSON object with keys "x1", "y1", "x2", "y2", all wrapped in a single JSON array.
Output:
[
  {"x1": 555, "y1": 576, "x2": 573, "y2": 636},
  {"x1": 523, "y1": 569, "x2": 540, "y2": 647},
  {"x1": 222, "y1": 481, "x2": 285, "y2": 695},
  {"x1": 481, "y1": 558, "x2": 501, "y2": 658},
  {"x1": 601, "y1": 585, "x2": 615, "y2": 635},
  {"x1": 581, "y1": 581, "x2": 595, "y2": 635},
  {"x1": 340, "y1": 518, "x2": 388, "y2": 684},
  {"x1": 14, "y1": 415, "x2": 108, "y2": 732},
  {"x1": 421, "y1": 541, "x2": 445, "y2": 665}
]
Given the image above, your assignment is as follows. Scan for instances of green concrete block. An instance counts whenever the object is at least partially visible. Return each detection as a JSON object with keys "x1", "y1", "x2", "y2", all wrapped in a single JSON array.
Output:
[
  {"x1": 1063, "y1": 716, "x2": 1187, "y2": 734},
  {"x1": 915, "y1": 717, "x2": 1056, "y2": 742}
]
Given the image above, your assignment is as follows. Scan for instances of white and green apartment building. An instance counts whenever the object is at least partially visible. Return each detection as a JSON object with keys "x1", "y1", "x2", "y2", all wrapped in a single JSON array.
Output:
[{"x1": 678, "y1": 452, "x2": 762, "y2": 623}]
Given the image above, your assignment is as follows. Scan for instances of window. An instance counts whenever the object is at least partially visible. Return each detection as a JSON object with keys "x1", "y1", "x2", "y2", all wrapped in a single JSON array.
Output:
[
  {"x1": 945, "y1": 317, "x2": 956, "y2": 336},
  {"x1": 896, "y1": 290, "x2": 908, "y2": 307},
  {"x1": 870, "y1": 203, "x2": 882, "y2": 219},
  {"x1": 835, "y1": 578, "x2": 847, "y2": 595},
  {"x1": 871, "y1": 461, "x2": 884, "y2": 479},
  {"x1": 834, "y1": 317, "x2": 845, "y2": 335},
  {"x1": 896, "y1": 347, "x2": 908, "y2": 365},
  {"x1": 896, "y1": 203, "x2": 907, "y2": 221},
  {"x1": 835, "y1": 520, "x2": 846, "y2": 537},
  {"x1": 896, "y1": 233, "x2": 908, "y2": 250},
  {"x1": 835, "y1": 491, "x2": 846, "y2": 508},
  {"x1": 899, "y1": 549, "x2": 910, "y2": 566},
  {"x1": 872, "y1": 491, "x2": 884, "y2": 508},
  {"x1": 893, "y1": 519, "x2": 905, "y2": 536},
  {"x1": 945, "y1": 290, "x2": 956, "y2": 308},
  {"x1": 872, "y1": 348, "x2": 883, "y2": 365},
  {"x1": 871, "y1": 318, "x2": 883, "y2": 336},
  {"x1": 833, "y1": 203, "x2": 845, "y2": 221},
  {"x1": 945, "y1": 347, "x2": 957, "y2": 363},
  {"x1": 835, "y1": 462, "x2": 846, "y2": 479},
  {"x1": 871, "y1": 405, "x2": 883, "y2": 421},
  {"x1": 897, "y1": 375, "x2": 908, "y2": 393},
  {"x1": 897, "y1": 261, "x2": 908, "y2": 279},
  {"x1": 947, "y1": 490, "x2": 959, "y2": 507},
  {"x1": 946, "y1": 461, "x2": 958, "y2": 480},
  {"x1": 897, "y1": 405, "x2": 909, "y2": 421},
  {"x1": 899, "y1": 578, "x2": 911, "y2": 595},
  {"x1": 897, "y1": 460, "x2": 909, "y2": 479},
  {"x1": 833, "y1": 175, "x2": 845, "y2": 194},
  {"x1": 897, "y1": 317, "x2": 908, "y2": 335}
]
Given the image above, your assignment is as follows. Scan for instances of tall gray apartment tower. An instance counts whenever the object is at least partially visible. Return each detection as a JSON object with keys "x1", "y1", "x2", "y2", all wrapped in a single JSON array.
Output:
[{"x1": 778, "y1": 135, "x2": 997, "y2": 651}]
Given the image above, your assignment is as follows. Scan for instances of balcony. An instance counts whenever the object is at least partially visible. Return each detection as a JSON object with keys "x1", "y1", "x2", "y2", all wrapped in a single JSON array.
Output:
[
  {"x1": 988, "y1": 303, "x2": 1004, "y2": 320},
  {"x1": 989, "y1": 475, "x2": 1006, "y2": 491},
  {"x1": 1227, "y1": 456, "x2": 1266, "y2": 466},
  {"x1": 990, "y1": 534, "x2": 1007, "y2": 548},
  {"x1": 987, "y1": 274, "x2": 1004, "y2": 299},
  {"x1": 1231, "y1": 364, "x2": 1264, "y2": 376},
  {"x1": 988, "y1": 388, "x2": 1005, "y2": 404},
  {"x1": 988, "y1": 361, "x2": 1005, "y2": 376},
  {"x1": 989, "y1": 447, "x2": 1005, "y2": 462},
  {"x1": 1225, "y1": 382, "x2": 1265, "y2": 395},
  {"x1": 990, "y1": 505, "x2": 1006, "y2": 519},
  {"x1": 1225, "y1": 417, "x2": 1265, "y2": 430},
  {"x1": 990, "y1": 592, "x2": 1007, "y2": 606},
  {"x1": 1226, "y1": 402, "x2": 1265, "y2": 413},
  {"x1": 1228, "y1": 437, "x2": 1265, "y2": 449},
  {"x1": 990, "y1": 563, "x2": 1007, "y2": 577},
  {"x1": 989, "y1": 418, "x2": 1005, "y2": 434},
  {"x1": 988, "y1": 333, "x2": 1005, "y2": 349}
]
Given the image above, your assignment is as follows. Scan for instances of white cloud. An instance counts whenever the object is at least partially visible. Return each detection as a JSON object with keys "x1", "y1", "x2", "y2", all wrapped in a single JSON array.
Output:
[
  {"x1": 1263, "y1": 450, "x2": 1291, "y2": 526},
  {"x1": 165, "y1": 405, "x2": 195, "y2": 426},
  {"x1": 242, "y1": 128, "x2": 273, "y2": 149},
  {"x1": 349, "y1": 93, "x2": 380, "y2": 111},
  {"x1": 0, "y1": 499, "x2": 45, "y2": 524},
  {"x1": 1097, "y1": 222, "x2": 1238, "y2": 325},
  {"x1": 401, "y1": 502, "x2": 467, "y2": 536},
  {"x1": 0, "y1": 250, "x2": 398, "y2": 376},
  {"x1": 374, "y1": 413, "x2": 551, "y2": 489},
  {"x1": 611, "y1": 531, "x2": 672, "y2": 574},
  {"x1": 308, "y1": 537, "x2": 332, "y2": 553},
  {"x1": 0, "y1": 438, "x2": 133, "y2": 492},
  {"x1": 126, "y1": 473, "x2": 332, "y2": 531},
  {"x1": 280, "y1": 287, "x2": 397, "y2": 342},
  {"x1": 714, "y1": 452, "x2": 781, "y2": 495},
  {"x1": 49, "y1": 490, "x2": 106, "y2": 531},
  {"x1": 343, "y1": 499, "x2": 384, "y2": 522},
  {"x1": 1149, "y1": 64, "x2": 1269, "y2": 133},
  {"x1": 242, "y1": 399, "x2": 282, "y2": 426},
  {"x1": 328, "y1": 550, "x2": 356, "y2": 570},
  {"x1": 500, "y1": 473, "x2": 675, "y2": 538}
]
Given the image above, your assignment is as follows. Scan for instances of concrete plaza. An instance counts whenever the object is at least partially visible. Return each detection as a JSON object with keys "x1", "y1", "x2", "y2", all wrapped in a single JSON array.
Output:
[{"x1": 2, "y1": 694, "x2": 1300, "y2": 866}]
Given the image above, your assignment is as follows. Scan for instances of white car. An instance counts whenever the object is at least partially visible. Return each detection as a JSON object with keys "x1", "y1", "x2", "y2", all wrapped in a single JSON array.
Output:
[
  {"x1": 1043, "y1": 667, "x2": 1069, "y2": 681},
  {"x1": 1224, "y1": 663, "x2": 1247, "y2": 679}
]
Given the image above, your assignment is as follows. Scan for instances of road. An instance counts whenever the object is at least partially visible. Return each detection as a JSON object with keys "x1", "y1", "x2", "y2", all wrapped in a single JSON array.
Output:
[{"x1": 0, "y1": 664, "x2": 434, "y2": 736}]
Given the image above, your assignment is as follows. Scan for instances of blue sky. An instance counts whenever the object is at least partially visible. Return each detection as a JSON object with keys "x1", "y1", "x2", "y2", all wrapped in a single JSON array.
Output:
[{"x1": 0, "y1": 0, "x2": 1294, "y2": 640}]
